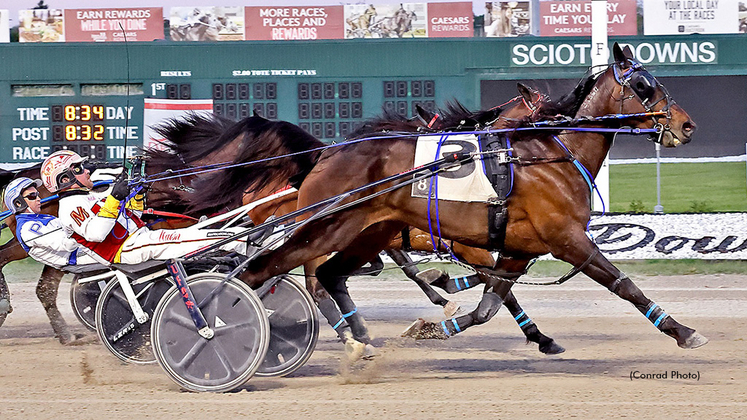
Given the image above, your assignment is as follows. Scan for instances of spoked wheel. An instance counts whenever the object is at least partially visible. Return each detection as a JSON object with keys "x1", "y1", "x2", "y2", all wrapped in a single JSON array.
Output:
[
  {"x1": 0, "y1": 276, "x2": 10, "y2": 328},
  {"x1": 151, "y1": 273, "x2": 270, "y2": 393},
  {"x1": 256, "y1": 275, "x2": 319, "y2": 377},
  {"x1": 95, "y1": 276, "x2": 174, "y2": 364},
  {"x1": 70, "y1": 273, "x2": 112, "y2": 331}
]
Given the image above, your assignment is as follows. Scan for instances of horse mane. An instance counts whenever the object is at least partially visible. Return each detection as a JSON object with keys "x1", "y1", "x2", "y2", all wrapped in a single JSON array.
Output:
[
  {"x1": 545, "y1": 71, "x2": 599, "y2": 118},
  {"x1": 187, "y1": 116, "x2": 326, "y2": 215},
  {"x1": 435, "y1": 100, "x2": 503, "y2": 129},
  {"x1": 348, "y1": 108, "x2": 420, "y2": 139},
  {"x1": 500, "y1": 73, "x2": 600, "y2": 131},
  {"x1": 348, "y1": 100, "x2": 503, "y2": 141},
  {"x1": 150, "y1": 112, "x2": 237, "y2": 163}
]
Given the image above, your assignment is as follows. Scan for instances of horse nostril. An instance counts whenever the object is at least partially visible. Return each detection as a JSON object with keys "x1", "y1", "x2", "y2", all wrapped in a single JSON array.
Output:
[{"x1": 682, "y1": 121, "x2": 696, "y2": 136}]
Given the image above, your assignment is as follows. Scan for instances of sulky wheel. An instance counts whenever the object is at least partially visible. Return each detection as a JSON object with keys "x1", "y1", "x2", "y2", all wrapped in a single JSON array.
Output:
[
  {"x1": 70, "y1": 272, "x2": 112, "y2": 331},
  {"x1": 150, "y1": 273, "x2": 270, "y2": 393},
  {"x1": 256, "y1": 275, "x2": 319, "y2": 377},
  {"x1": 95, "y1": 276, "x2": 174, "y2": 364}
]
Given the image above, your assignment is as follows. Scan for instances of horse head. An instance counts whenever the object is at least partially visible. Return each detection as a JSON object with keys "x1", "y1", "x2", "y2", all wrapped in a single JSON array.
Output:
[{"x1": 579, "y1": 42, "x2": 696, "y2": 147}]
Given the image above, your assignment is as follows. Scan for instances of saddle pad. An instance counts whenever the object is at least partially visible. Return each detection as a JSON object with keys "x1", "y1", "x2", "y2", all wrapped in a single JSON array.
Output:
[{"x1": 411, "y1": 134, "x2": 498, "y2": 203}]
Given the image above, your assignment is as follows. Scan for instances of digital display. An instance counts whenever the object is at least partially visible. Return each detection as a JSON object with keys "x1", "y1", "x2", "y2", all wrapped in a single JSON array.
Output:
[
  {"x1": 383, "y1": 80, "x2": 436, "y2": 118},
  {"x1": 297, "y1": 81, "x2": 363, "y2": 139},
  {"x1": 212, "y1": 82, "x2": 277, "y2": 120},
  {"x1": 5, "y1": 76, "x2": 440, "y2": 164}
]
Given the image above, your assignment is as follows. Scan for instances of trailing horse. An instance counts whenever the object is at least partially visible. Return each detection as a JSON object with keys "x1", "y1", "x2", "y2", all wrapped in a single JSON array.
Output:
[{"x1": 228, "y1": 43, "x2": 706, "y2": 350}]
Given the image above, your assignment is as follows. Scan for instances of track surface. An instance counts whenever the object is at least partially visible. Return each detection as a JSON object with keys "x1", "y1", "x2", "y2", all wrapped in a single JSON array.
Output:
[{"x1": 1, "y1": 272, "x2": 745, "y2": 419}]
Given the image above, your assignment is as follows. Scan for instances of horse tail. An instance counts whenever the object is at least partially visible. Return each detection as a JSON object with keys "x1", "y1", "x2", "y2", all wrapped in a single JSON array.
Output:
[{"x1": 187, "y1": 116, "x2": 326, "y2": 215}]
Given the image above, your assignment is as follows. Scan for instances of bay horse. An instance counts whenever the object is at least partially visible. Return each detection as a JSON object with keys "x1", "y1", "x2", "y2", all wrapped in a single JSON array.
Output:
[
  {"x1": 227, "y1": 43, "x2": 706, "y2": 350},
  {"x1": 144, "y1": 94, "x2": 565, "y2": 356}
]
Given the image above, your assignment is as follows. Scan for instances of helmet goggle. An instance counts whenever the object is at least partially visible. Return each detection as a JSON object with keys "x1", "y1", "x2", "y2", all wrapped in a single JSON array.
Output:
[{"x1": 70, "y1": 161, "x2": 86, "y2": 175}]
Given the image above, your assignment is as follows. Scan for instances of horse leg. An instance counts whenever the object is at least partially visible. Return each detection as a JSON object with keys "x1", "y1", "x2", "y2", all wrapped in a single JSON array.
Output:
[
  {"x1": 0, "y1": 238, "x2": 32, "y2": 323},
  {"x1": 36, "y1": 266, "x2": 84, "y2": 345},
  {"x1": 385, "y1": 249, "x2": 460, "y2": 317},
  {"x1": 303, "y1": 257, "x2": 364, "y2": 353},
  {"x1": 558, "y1": 239, "x2": 707, "y2": 349},
  {"x1": 314, "y1": 221, "x2": 406, "y2": 360},
  {"x1": 423, "y1": 271, "x2": 483, "y2": 295},
  {"x1": 403, "y1": 276, "x2": 514, "y2": 340},
  {"x1": 502, "y1": 289, "x2": 565, "y2": 354}
]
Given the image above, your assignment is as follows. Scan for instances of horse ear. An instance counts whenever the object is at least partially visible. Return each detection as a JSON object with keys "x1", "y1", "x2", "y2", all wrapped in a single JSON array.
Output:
[
  {"x1": 415, "y1": 104, "x2": 433, "y2": 122},
  {"x1": 622, "y1": 45, "x2": 634, "y2": 59},
  {"x1": 612, "y1": 42, "x2": 626, "y2": 63},
  {"x1": 517, "y1": 82, "x2": 542, "y2": 104}
]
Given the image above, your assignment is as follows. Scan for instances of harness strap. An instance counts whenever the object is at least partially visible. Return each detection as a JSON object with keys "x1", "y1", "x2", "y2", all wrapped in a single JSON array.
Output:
[{"x1": 142, "y1": 208, "x2": 198, "y2": 221}]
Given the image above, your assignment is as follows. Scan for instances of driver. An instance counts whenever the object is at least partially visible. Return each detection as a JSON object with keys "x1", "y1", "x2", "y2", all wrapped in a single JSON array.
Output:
[
  {"x1": 5, "y1": 177, "x2": 98, "y2": 269},
  {"x1": 40, "y1": 150, "x2": 250, "y2": 265}
]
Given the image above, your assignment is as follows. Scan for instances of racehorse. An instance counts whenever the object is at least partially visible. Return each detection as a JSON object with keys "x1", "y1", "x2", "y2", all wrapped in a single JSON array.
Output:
[
  {"x1": 221, "y1": 43, "x2": 705, "y2": 350},
  {"x1": 144, "y1": 90, "x2": 566, "y2": 356}
]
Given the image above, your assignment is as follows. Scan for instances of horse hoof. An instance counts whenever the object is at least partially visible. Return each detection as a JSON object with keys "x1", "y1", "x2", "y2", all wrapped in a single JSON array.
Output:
[
  {"x1": 539, "y1": 340, "x2": 566, "y2": 355},
  {"x1": 362, "y1": 344, "x2": 378, "y2": 360},
  {"x1": 442, "y1": 301, "x2": 461, "y2": 318},
  {"x1": 415, "y1": 268, "x2": 447, "y2": 284},
  {"x1": 401, "y1": 319, "x2": 426, "y2": 338},
  {"x1": 680, "y1": 332, "x2": 709, "y2": 349},
  {"x1": 344, "y1": 338, "x2": 367, "y2": 361},
  {"x1": 60, "y1": 333, "x2": 95, "y2": 346}
]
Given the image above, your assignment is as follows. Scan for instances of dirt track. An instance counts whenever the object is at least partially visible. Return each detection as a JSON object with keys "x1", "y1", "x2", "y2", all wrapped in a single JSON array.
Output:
[{"x1": 1, "y1": 273, "x2": 745, "y2": 419}]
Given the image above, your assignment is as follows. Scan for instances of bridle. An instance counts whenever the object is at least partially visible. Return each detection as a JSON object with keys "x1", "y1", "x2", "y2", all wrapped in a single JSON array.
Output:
[{"x1": 612, "y1": 59, "x2": 675, "y2": 144}]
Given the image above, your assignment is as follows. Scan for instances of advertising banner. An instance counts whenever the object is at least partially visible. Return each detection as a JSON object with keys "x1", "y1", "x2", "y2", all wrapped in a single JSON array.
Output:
[
  {"x1": 0, "y1": 10, "x2": 9, "y2": 43},
  {"x1": 643, "y1": 0, "x2": 739, "y2": 35},
  {"x1": 18, "y1": 9, "x2": 65, "y2": 42},
  {"x1": 170, "y1": 7, "x2": 245, "y2": 41},
  {"x1": 590, "y1": 213, "x2": 747, "y2": 260},
  {"x1": 427, "y1": 2, "x2": 473, "y2": 37},
  {"x1": 539, "y1": 0, "x2": 637, "y2": 36},
  {"x1": 344, "y1": 3, "x2": 427, "y2": 38},
  {"x1": 485, "y1": 1, "x2": 531, "y2": 37},
  {"x1": 63, "y1": 8, "x2": 163, "y2": 42},
  {"x1": 142, "y1": 99, "x2": 214, "y2": 151},
  {"x1": 245, "y1": 6, "x2": 344, "y2": 40}
]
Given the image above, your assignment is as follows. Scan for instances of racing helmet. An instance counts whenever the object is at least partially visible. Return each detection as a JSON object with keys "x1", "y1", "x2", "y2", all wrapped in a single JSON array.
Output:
[
  {"x1": 40, "y1": 150, "x2": 87, "y2": 192},
  {"x1": 3, "y1": 177, "x2": 42, "y2": 214}
]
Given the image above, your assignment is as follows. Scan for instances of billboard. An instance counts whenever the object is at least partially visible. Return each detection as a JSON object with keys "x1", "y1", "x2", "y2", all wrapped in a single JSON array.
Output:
[
  {"x1": 427, "y1": 2, "x2": 473, "y2": 37},
  {"x1": 485, "y1": 1, "x2": 531, "y2": 37},
  {"x1": 64, "y1": 8, "x2": 164, "y2": 42},
  {"x1": 18, "y1": 9, "x2": 65, "y2": 42},
  {"x1": 170, "y1": 7, "x2": 245, "y2": 41},
  {"x1": 344, "y1": 3, "x2": 427, "y2": 38},
  {"x1": 643, "y1": 0, "x2": 739, "y2": 35},
  {"x1": 539, "y1": 0, "x2": 637, "y2": 36},
  {"x1": 245, "y1": 6, "x2": 344, "y2": 40}
]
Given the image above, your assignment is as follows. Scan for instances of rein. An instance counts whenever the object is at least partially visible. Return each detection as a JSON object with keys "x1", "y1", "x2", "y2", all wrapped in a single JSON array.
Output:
[{"x1": 140, "y1": 120, "x2": 661, "y2": 186}]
